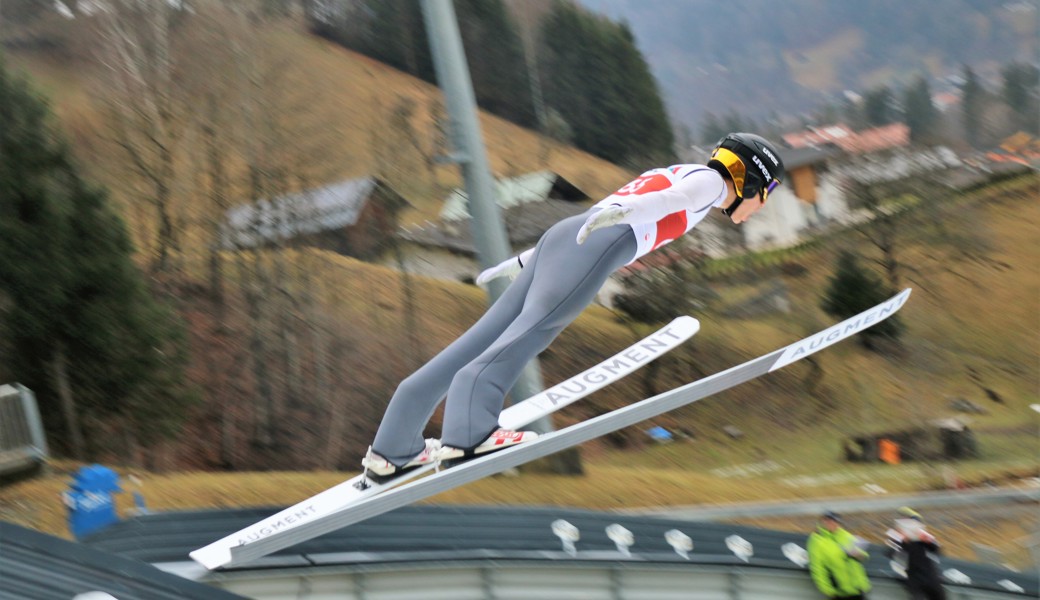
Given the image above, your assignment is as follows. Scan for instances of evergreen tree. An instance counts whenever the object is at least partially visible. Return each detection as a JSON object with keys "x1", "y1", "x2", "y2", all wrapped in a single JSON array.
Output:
[
  {"x1": 307, "y1": 2, "x2": 434, "y2": 83},
  {"x1": 1001, "y1": 62, "x2": 1040, "y2": 134},
  {"x1": 960, "y1": 64, "x2": 984, "y2": 148},
  {"x1": 539, "y1": 1, "x2": 674, "y2": 165},
  {"x1": 457, "y1": 0, "x2": 536, "y2": 128},
  {"x1": 821, "y1": 250, "x2": 903, "y2": 349},
  {"x1": 863, "y1": 86, "x2": 896, "y2": 127},
  {"x1": 0, "y1": 57, "x2": 192, "y2": 458},
  {"x1": 308, "y1": 0, "x2": 535, "y2": 128},
  {"x1": 841, "y1": 95, "x2": 867, "y2": 130},
  {"x1": 903, "y1": 75, "x2": 939, "y2": 144}
]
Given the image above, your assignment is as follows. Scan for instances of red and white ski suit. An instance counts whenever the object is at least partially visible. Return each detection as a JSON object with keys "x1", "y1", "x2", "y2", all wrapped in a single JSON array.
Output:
[{"x1": 372, "y1": 165, "x2": 727, "y2": 462}]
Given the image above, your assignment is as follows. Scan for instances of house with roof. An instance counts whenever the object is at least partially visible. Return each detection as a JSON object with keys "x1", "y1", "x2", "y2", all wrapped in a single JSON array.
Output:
[
  {"x1": 738, "y1": 145, "x2": 848, "y2": 250},
  {"x1": 744, "y1": 124, "x2": 982, "y2": 252},
  {"x1": 223, "y1": 176, "x2": 409, "y2": 260},
  {"x1": 392, "y1": 171, "x2": 590, "y2": 281}
]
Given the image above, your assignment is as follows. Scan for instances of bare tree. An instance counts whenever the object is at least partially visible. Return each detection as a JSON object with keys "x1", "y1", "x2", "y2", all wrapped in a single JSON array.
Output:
[
  {"x1": 845, "y1": 179, "x2": 904, "y2": 290},
  {"x1": 50, "y1": 343, "x2": 86, "y2": 460},
  {"x1": 91, "y1": 0, "x2": 190, "y2": 273},
  {"x1": 220, "y1": 0, "x2": 348, "y2": 464},
  {"x1": 844, "y1": 172, "x2": 998, "y2": 296},
  {"x1": 371, "y1": 95, "x2": 430, "y2": 368}
]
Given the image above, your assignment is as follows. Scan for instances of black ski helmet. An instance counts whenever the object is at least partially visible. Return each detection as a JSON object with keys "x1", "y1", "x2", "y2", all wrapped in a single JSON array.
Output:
[{"x1": 708, "y1": 132, "x2": 785, "y2": 215}]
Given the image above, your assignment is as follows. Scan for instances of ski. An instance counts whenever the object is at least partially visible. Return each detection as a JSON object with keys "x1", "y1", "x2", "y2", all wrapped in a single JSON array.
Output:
[
  {"x1": 225, "y1": 289, "x2": 911, "y2": 568},
  {"x1": 190, "y1": 316, "x2": 700, "y2": 570}
]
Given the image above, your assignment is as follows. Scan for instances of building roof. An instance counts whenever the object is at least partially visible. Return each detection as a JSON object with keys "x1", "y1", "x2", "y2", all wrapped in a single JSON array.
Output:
[
  {"x1": 223, "y1": 177, "x2": 406, "y2": 249},
  {"x1": 0, "y1": 521, "x2": 246, "y2": 600},
  {"x1": 783, "y1": 124, "x2": 855, "y2": 148},
  {"x1": 852, "y1": 123, "x2": 911, "y2": 153},
  {"x1": 999, "y1": 132, "x2": 1040, "y2": 154},
  {"x1": 784, "y1": 123, "x2": 910, "y2": 154},
  {"x1": 439, "y1": 171, "x2": 589, "y2": 221},
  {"x1": 82, "y1": 505, "x2": 1036, "y2": 597}
]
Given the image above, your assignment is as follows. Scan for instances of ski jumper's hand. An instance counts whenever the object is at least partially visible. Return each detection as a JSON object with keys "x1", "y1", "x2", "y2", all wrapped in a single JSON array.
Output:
[
  {"x1": 576, "y1": 204, "x2": 633, "y2": 244},
  {"x1": 476, "y1": 248, "x2": 534, "y2": 285},
  {"x1": 476, "y1": 257, "x2": 521, "y2": 285}
]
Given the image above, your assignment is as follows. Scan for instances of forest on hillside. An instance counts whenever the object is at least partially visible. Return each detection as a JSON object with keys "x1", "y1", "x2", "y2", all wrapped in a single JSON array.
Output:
[{"x1": 306, "y1": 0, "x2": 675, "y2": 166}]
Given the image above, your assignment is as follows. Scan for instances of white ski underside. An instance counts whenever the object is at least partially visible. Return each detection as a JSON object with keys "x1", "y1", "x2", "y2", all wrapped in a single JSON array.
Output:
[{"x1": 190, "y1": 316, "x2": 699, "y2": 569}]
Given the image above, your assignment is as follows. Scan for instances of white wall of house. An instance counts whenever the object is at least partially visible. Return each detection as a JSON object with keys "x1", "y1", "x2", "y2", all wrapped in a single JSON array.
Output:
[
  {"x1": 740, "y1": 173, "x2": 851, "y2": 250},
  {"x1": 741, "y1": 187, "x2": 812, "y2": 250},
  {"x1": 811, "y1": 174, "x2": 851, "y2": 224}
]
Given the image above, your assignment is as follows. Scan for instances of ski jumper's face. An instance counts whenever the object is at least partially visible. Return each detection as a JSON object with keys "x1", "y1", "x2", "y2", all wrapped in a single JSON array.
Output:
[
  {"x1": 728, "y1": 191, "x2": 764, "y2": 224},
  {"x1": 719, "y1": 174, "x2": 764, "y2": 224}
]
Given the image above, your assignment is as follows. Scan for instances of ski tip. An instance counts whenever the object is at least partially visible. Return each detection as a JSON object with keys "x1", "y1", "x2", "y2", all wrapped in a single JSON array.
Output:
[
  {"x1": 188, "y1": 547, "x2": 228, "y2": 571},
  {"x1": 671, "y1": 315, "x2": 701, "y2": 336},
  {"x1": 769, "y1": 289, "x2": 912, "y2": 372}
]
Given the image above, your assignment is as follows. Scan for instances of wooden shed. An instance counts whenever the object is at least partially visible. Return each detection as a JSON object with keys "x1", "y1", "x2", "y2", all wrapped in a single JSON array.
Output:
[{"x1": 223, "y1": 176, "x2": 409, "y2": 260}]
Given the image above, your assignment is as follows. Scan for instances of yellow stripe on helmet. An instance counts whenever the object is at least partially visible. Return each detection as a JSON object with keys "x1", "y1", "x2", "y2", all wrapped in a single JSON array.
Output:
[{"x1": 710, "y1": 147, "x2": 747, "y2": 198}]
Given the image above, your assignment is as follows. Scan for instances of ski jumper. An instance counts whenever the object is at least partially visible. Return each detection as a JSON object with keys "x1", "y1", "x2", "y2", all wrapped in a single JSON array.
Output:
[{"x1": 371, "y1": 165, "x2": 727, "y2": 464}]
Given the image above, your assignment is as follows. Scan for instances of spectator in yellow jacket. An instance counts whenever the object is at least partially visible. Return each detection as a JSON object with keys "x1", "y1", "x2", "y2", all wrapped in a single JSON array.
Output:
[{"x1": 807, "y1": 511, "x2": 872, "y2": 599}]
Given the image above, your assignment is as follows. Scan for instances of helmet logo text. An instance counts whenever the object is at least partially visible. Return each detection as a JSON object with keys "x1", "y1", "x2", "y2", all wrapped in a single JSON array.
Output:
[
  {"x1": 752, "y1": 155, "x2": 772, "y2": 182},
  {"x1": 760, "y1": 147, "x2": 779, "y2": 166}
]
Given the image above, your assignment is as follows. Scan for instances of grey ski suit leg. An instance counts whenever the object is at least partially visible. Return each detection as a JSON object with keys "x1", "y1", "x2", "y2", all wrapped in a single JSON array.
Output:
[{"x1": 371, "y1": 212, "x2": 636, "y2": 464}]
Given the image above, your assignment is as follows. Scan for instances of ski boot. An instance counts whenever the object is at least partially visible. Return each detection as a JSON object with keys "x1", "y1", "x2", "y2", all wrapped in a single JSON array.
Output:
[
  {"x1": 438, "y1": 429, "x2": 539, "y2": 461},
  {"x1": 361, "y1": 438, "x2": 441, "y2": 479}
]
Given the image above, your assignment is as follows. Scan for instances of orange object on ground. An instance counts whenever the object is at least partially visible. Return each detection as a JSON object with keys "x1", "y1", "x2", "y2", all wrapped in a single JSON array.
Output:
[{"x1": 879, "y1": 438, "x2": 901, "y2": 464}]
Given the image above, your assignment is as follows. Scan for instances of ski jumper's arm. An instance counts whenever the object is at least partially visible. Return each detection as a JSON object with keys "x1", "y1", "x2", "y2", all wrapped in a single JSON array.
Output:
[
  {"x1": 606, "y1": 168, "x2": 724, "y2": 223},
  {"x1": 578, "y1": 168, "x2": 724, "y2": 244}
]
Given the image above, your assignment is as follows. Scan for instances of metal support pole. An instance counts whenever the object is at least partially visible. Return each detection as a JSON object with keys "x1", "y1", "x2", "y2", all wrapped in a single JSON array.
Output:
[{"x1": 420, "y1": 0, "x2": 549, "y2": 431}]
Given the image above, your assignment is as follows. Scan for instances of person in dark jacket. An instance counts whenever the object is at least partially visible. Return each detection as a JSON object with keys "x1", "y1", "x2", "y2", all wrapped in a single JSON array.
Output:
[
  {"x1": 807, "y1": 510, "x2": 872, "y2": 599},
  {"x1": 885, "y1": 507, "x2": 947, "y2": 600}
]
